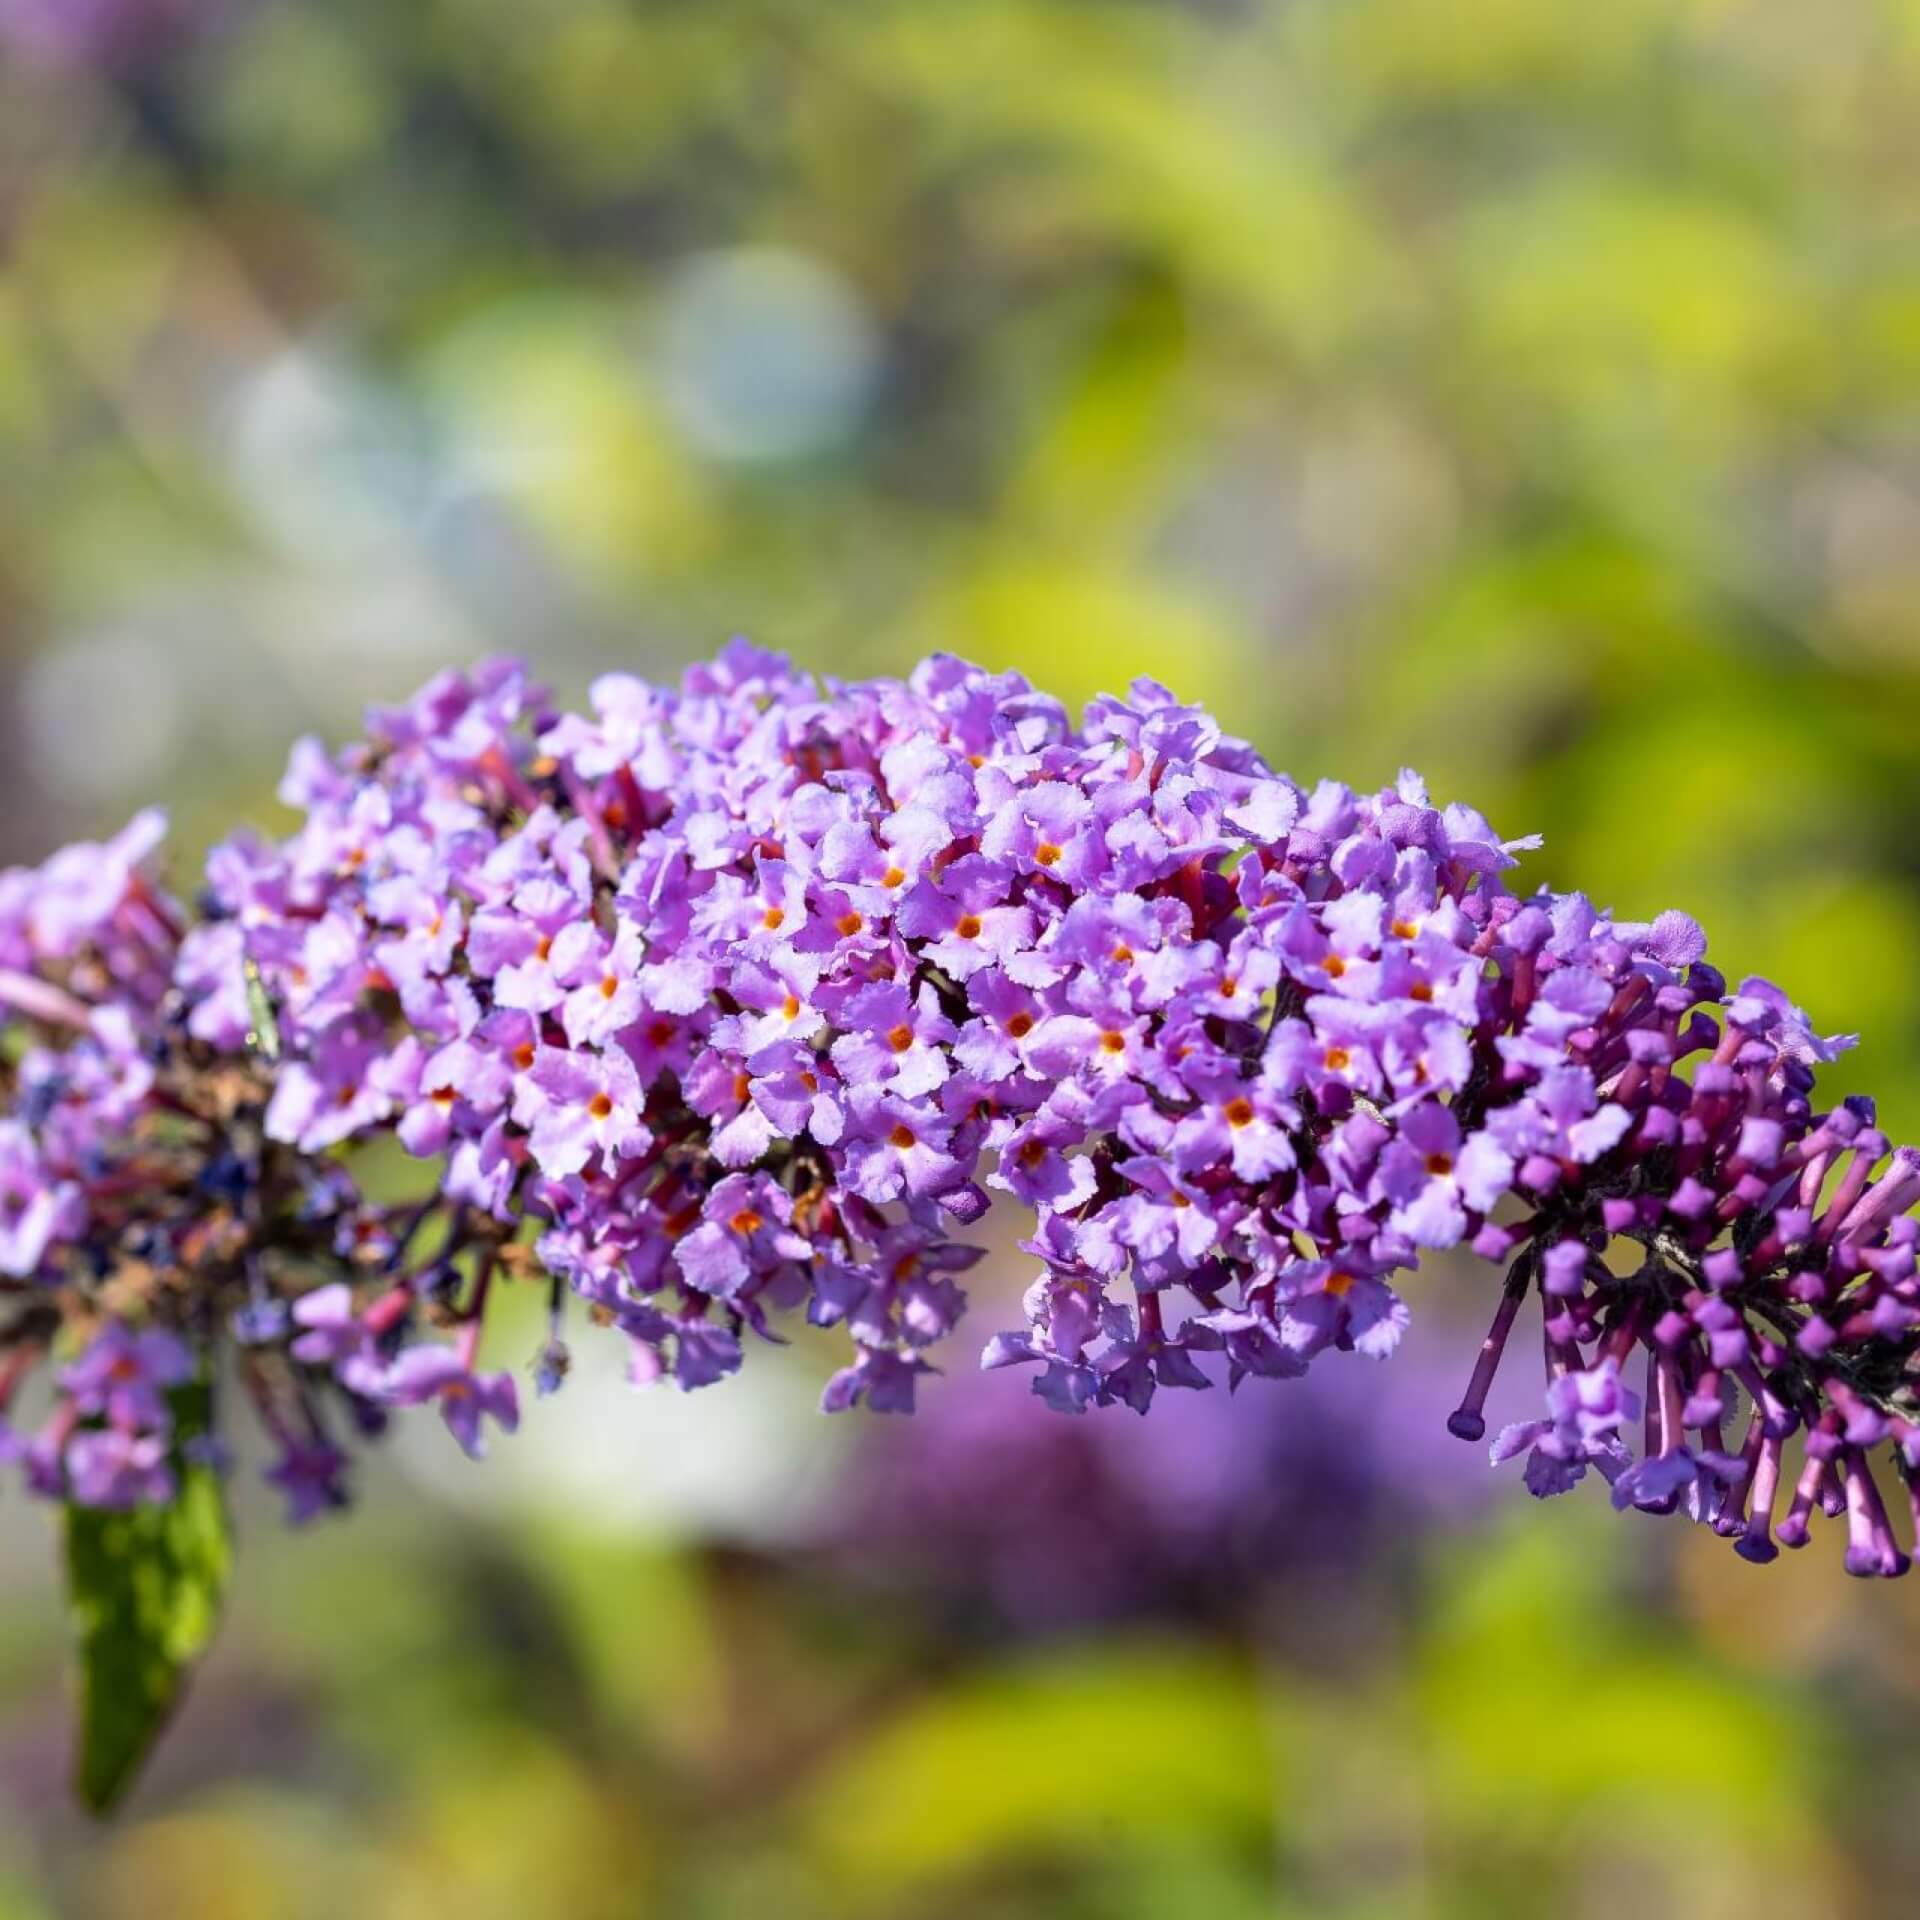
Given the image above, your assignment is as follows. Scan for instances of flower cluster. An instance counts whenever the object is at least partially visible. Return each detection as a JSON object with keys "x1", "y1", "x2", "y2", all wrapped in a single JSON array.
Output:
[{"x1": 0, "y1": 644, "x2": 1917, "y2": 1581}]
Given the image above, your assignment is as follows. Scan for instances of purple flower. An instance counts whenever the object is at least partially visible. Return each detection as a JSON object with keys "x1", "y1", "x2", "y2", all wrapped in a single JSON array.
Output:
[
  {"x1": 828, "y1": 982, "x2": 956, "y2": 1100},
  {"x1": 0, "y1": 632, "x2": 1903, "y2": 1596},
  {"x1": 841, "y1": 1089, "x2": 964, "y2": 1202},
  {"x1": 980, "y1": 778, "x2": 1107, "y2": 888},
  {"x1": 265, "y1": 1440, "x2": 351, "y2": 1524},
  {"x1": 1374, "y1": 1105, "x2": 1513, "y2": 1249},
  {"x1": 263, "y1": 1019, "x2": 405, "y2": 1154},
  {"x1": 290, "y1": 1284, "x2": 387, "y2": 1395},
  {"x1": 675, "y1": 1174, "x2": 811, "y2": 1300},
  {"x1": 20, "y1": 809, "x2": 169, "y2": 959},
  {"x1": 379, "y1": 1346, "x2": 520, "y2": 1459},
  {"x1": 512, "y1": 1045, "x2": 651, "y2": 1180},
  {"x1": 1484, "y1": 1064, "x2": 1631, "y2": 1188},
  {"x1": 556, "y1": 922, "x2": 646, "y2": 1049},
  {"x1": 65, "y1": 1430, "x2": 176, "y2": 1509},
  {"x1": 1276, "y1": 1262, "x2": 1410, "y2": 1362},
  {"x1": 0, "y1": 1121, "x2": 81, "y2": 1277},
  {"x1": 399, "y1": 1034, "x2": 513, "y2": 1157},
  {"x1": 821, "y1": 1347, "x2": 933, "y2": 1414},
  {"x1": 1492, "y1": 1361, "x2": 1638, "y2": 1498},
  {"x1": 61, "y1": 1322, "x2": 194, "y2": 1434},
  {"x1": 1160, "y1": 1067, "x2": 1299, "y2": 1183}
]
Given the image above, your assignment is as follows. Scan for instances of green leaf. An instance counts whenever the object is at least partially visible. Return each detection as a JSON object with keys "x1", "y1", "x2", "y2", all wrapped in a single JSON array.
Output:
[
  {"x1": 63, "y1": 1383, "x2": 233, "y2": 1815},
  {"x1": 243, "y1": 955, "x2": 282, "y2": 1062}
]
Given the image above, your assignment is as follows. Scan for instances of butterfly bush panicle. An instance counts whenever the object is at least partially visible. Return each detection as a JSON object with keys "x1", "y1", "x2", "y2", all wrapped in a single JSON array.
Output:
[{"x1": 0, "y1": 644, "x2": 1917, "y2": 1580}]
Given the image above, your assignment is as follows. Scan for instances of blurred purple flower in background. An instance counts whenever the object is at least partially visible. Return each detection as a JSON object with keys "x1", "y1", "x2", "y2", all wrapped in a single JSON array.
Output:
[
  {"x1": 0, "y1": 0, "x2": 206, "y2": 63},
  {"x1": 812, "y1": 1330, "x2": 1494, "y2": 1641}
]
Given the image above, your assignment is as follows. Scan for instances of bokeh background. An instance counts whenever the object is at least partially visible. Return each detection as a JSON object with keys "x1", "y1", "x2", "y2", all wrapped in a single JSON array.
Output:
[{"x1": 5, "y1": 1, "x2": 1920, "y2": 1913}]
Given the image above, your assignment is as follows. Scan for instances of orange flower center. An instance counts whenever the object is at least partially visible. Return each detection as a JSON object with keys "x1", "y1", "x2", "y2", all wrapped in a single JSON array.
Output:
[
  {"x1": 588, "y1": 1092, "x2": 614, "y2": 1120},
  {"x1": 762, "y1": 907, "x2": 785, "y2": 930},
  {"x1": 1100, "y1": 1030, "x2": 1127, "y2": 1055},
  {"x1": 1007, "y1": 1012, "x2": 1034, "y2": 1039},
  {"x1": 730, "y1": 1210, "x2": 763, "y2": 1236},
  {"x1": 887, "y1": 1024, "x2": 916, "y2": 1053},
  {"x1": 513, "y1": 1042, "x2": 537, "y2": 1071},
  {"x1": 1409, "y1": 981, "x2": 1433, "y2": 1003},
  {"x1": 881, "y1": 865, "x2": 907, "y2": 889},
  {"x1": 1225, "y1": 1097, "x2": 1256, "y2": 1128},
  {"x1": 888, "y1": 1124, "x2": 917, "y2": 1150},
  {"x1": 1325, "y1": 1271, "x2": 1355, "y2": 1298},
  {"x1": 1424, "y1": 1153, "x2": 1454, "y2": 1177},
  {"x1": 1322, "y1": 953, "x2": 1346, "y2": 978},
  {"x1": 1034, "y1": 842, "x2": 1062, "y2": 868},
  {"x1": 836, "y1": 911, "x2": 864, "y2": 937},
  {"x1": 1323, "y1": 1046, "x2": 1351, "y2": 1072},
  {"x1": 955, "y1": 914, "x2": 983, "y2": 940}
]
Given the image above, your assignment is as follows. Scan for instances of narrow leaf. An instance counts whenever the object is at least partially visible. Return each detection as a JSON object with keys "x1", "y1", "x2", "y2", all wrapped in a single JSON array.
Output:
[
  {"x1": 63, "y1": 1384, "x2": 232, "y2": 1814},
  {"x1": 243, "y1": 956, "x2": 282, "y2": 1062}
]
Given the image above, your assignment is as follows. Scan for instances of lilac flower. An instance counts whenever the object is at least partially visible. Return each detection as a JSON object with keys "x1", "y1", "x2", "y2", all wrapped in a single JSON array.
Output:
[
  {"x1": 1160, "y1": 1067, "x2": 1299, "y2": 1183},
  {"x1": 19, "y1": 809, "x2": 169, "y2": 960},
  {"x1": 1081, "y1": 1158, "x2": 1223, "y2": 1278},
  {"x1": 1274, "y1": 1261, "x2": 1410, "y2": 1362},
  {"x1": 828, "y1": 982, "x2": 957, "y2": 1100},
  {"x1": 895, "y1": 864, "x2": 1033, "y2": 980},
  {"x1": 0, "y1": 637, "x2": 1910, "y2": 1602},
  {"x1": 1484, "y1": 1064, "x2": 1631, "y2": 1190},
  {"x1": 379, "y1": 1347, "x2": 520, "y2": 1459},
  {"x1": 65, "y1": 1430, "x2": 176, "y2": 1509},
  {"x1": 290, "y1": 1284, "x2": 386, "y2": 1396},
  {"x1": 676, "y1": 1174, "x2": 811, "y2": 1300},
  {"x1": 61, "y1": 1323, "x2": 194, "y2": 1433},
  {"x1": 511, "y1": 1045, "x2": 651, "y2": 1180},
  {"x1": 841, "y1": 1090, "x2": 963, "y2": 1202},
  {"x1": 399, "y1": 1035, "x2": 513, "y2": 1157},
  {"x1": 265, "y1": 1440, "x2": 352, "y2": 1524},
  {"x1": 556, "y1": 921, "x2": 646, "y2": 1049},
  {"x1": 1375, "y1": 1105, "x2": 1513, "y2": 1249},
  {"x1": 264, "y1": 1019, "x2": 405, "y2": 1155},
  {"x1": 0, "y1": 1121, "x2": 81, "y2": 1277},
  {"x1": 821, "y1": 1347, "x2": 933, "y2": 1414},
  {"x1": 746, "y1": 1039, "x2": 848, "y2": 1147},
  {"x1": 954, "y1": 969, "x2": 1047, "y2": 1083},
  {"x1": 1492, "y1": 1361, "x2": 1638, "y2": 1498},
  {"x1": 980, "y1": 777, "x2": 1107, "y2": 888}
]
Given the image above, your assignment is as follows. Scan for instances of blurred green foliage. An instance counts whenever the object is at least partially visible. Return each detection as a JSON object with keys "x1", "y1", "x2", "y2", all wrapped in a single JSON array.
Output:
[{"x1": 6, "y1": 0, "x2": 1920, "y2": 1912}]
